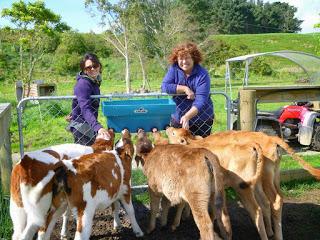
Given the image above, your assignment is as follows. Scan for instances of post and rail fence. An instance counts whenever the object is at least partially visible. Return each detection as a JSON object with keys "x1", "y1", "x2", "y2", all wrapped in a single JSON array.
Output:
[{"x1": 0, "y1": 103, "x2": 12, "y2": 195}]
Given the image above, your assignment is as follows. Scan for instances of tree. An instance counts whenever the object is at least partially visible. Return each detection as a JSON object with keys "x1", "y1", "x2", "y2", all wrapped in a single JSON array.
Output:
[
  {"x1": 53, "y1": 31, "x2": 86, "y2": 74},
  {"x1": 253, "y1": 2, "x2": 302, "y2": 33},
  {"x1": 178, "y1": 0, "x2": 215, "y2": 38},
  {"x1": 1, "y1": 0, "x2": 69, "y2": 95},
  {"x1": 85, "y1": 0, "x2": 132, "y2": 93},
  {"x1": 116, "y1": 0, "x2": 152, "y2": 91},
  {"x1": 211, "y1": 0, "x2": 256, "y2": 34},
  {"x1": 139, "y1": 0, "x2": 198, "y2": 70},
  {"x1": 0, "y1": 28, "x2": 19, "y2": 82}
]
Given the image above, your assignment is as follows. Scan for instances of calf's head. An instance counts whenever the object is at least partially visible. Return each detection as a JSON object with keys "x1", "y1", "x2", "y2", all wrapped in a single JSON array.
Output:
[
  {"x1": 92, "y1": 128, "x2": 115, "y2": 152},
  {"x1": 152, "y1": 128, "x2": 169, "y2": 145},
  {"x1": 135, "y1": 129, "x2": 153, "y2": 167},
  {"x1": 165, "y1": 127, "x2": 202, "y2": 145},
  {"x1": 115, "y1": 129, "x2": 134, "y2": 160}
]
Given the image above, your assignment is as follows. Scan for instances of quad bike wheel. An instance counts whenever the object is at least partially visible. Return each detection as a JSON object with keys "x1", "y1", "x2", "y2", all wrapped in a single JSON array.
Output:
[
  {"x1": 256, "y1": 125, "x2": 278, "y2": 136},
  {"x1": 311, "y1": 125, "x2": 320, "y2": 151}
]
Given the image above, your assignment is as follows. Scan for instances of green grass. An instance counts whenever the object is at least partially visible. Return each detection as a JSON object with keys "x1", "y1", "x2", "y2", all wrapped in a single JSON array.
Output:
[
  {"x1": 132, "y1": 169, "x2": 147, "y2": 186},
  {"x1": 213, "y1": 33, "x2": 319, "y2": 56},
  {"x1": 280, "y1": 154, "x2": 320, "y2": 170},
  {"x1": 0, "y1": 185, "x2": 12, "y2": 239},
  {"x1": 280, "y1": 178, "x2": 320, "y2": 198},
  {"x1": 133, "y1": 192, "x2": 150, "y2": 204}
]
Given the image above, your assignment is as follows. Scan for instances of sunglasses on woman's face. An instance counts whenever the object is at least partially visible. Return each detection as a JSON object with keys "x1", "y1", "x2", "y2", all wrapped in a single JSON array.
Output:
[{"x1": 84, "y1": 64, "x2": 99, "y2": 71}]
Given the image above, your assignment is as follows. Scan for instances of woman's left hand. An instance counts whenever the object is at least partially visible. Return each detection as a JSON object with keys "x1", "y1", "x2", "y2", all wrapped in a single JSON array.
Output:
[
  {"x1": 180, "y1": 115, "x2": 190, "y2": 130},
  {"x1": 185, "y1": 87, "x2": 195, "y2": 100}
]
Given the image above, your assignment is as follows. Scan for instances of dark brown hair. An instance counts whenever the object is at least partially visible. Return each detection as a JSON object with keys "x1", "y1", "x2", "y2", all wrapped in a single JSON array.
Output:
[
  {"x1": 80, "y1": 53, "x2": 102, "y2": 73},
  {"x1": 168, "y1": 42, "x2": 203, "y2": 65}
]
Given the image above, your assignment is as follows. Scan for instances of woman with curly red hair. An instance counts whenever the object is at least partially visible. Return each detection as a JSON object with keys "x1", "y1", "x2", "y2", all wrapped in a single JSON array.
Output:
[{"x1": 161, "y1": 42, "x2": 214, "y2": 137}]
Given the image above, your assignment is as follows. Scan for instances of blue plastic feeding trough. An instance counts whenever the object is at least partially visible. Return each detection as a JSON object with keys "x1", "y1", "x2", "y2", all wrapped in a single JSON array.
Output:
[{"x1": 102, "y1": 98, "x2": 176, "y2": 132}]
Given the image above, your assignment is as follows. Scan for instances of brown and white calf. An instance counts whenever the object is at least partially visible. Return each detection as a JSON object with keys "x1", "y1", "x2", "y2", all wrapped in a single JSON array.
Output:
[
  {"x1": 51, "y1": 129, "x2": 143, "y2": 239},
  {"x1": 135, "y1": 130, "x2": 231, "y2": 240},
  {"x1": 10, "y1": 130, "x2": 115, "y2": 240},
  {"x1": 166, "y1": 127, "x2": 320, "y2": 240}
]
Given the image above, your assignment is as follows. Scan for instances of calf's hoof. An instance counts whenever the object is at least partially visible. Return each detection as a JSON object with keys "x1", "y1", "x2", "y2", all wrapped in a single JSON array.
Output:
[
  {"x1": 171, "y1": 224, "x2": 180, "y2": 232},
  {"x1": 146, "y1": 227, "x2": 155, "y2": 234},
  {"x1": 134, "y1": 231, "x2": 144, "y2": 238}
]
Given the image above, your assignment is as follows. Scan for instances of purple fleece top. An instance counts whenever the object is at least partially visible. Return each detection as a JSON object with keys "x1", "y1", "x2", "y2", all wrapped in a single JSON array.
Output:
[
  {"x1": 71, "y1": 73, "x2": 103, "y2": 132},
  {"x1": 161, "y1": 63, "x2": 214, "y2": 123}
]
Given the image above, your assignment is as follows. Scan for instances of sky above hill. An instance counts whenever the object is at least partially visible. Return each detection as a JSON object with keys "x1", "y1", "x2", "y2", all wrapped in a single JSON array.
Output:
[{"x1": 0, "y1": 0, "x2": 319, "y2": 34}]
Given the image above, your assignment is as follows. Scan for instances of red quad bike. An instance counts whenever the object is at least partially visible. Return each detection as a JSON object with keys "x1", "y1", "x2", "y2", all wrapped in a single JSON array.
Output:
[
  {"x1": 225, "y1": 51, "x2": 320, "y2": 151},
  {"x1": 253, "y1": 102, "x2": 320, "y2": 151}
]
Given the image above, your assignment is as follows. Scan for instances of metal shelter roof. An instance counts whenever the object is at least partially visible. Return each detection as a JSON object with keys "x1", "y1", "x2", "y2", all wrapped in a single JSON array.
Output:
[{"x1": 225, "y1": 50, "x2": 320, "y2": 85}]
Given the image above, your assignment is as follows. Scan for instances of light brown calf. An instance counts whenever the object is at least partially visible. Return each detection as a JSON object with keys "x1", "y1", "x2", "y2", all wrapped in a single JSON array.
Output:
[
  {"x1": 164, "y1": 128, "x2": 269, "y2": 239},
  {"x1": 135, "y1": 130, "x2": 232, "y2": 240},
  {"x1": 166, "y1": 127, "x2": 320, "y2": 240}
]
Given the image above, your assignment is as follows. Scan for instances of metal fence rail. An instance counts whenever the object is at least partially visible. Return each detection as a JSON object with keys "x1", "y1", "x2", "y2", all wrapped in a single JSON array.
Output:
[{"x1": 16, "y1": 92, "x2": 231, "y2": 186}]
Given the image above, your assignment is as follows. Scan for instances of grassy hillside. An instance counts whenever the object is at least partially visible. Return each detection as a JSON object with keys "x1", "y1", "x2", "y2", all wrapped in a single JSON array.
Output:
[{"x1": 213, "y1": 33, "x2": 319, "y2": 55}]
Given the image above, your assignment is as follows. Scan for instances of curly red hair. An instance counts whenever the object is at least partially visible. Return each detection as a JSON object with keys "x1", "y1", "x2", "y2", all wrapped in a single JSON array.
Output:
[{"x1": 168, "y1": 42, "x2": 203, "y2": 65}]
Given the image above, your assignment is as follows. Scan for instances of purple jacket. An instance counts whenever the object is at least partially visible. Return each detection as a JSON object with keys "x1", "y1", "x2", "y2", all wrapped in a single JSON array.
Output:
[
  {"x1": 71, "y1": 72, "x2": 103, "y2": 132},
  {"x1": 161, "y1": 63, "x2": 214, "y2": 124}
]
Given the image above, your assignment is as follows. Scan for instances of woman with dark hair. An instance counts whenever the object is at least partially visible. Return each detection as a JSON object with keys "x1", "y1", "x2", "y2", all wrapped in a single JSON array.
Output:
[
  {"x1": 161, "y1": 42, "x2": 214, "y2": 137},
  {"x1": 68, "y1": 53, "x2": 110, "y2": 145}
]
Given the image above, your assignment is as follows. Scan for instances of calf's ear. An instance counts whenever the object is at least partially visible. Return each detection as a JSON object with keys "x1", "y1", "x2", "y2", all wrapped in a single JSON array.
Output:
[
  {"x1": 135, "y1": 155, "x2": 145, "y2": 167},
  {"x1": 179, "y1": 137, "x2": 188, "y2": 145}
]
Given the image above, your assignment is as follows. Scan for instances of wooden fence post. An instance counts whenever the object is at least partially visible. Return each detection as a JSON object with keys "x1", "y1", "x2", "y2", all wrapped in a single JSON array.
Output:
[
  {"x1": 0, "y1": 103, "x2": 12, "y2": 194},
  {"x1": 239, "y1": 89, "x2": 256, "y2": 131}
]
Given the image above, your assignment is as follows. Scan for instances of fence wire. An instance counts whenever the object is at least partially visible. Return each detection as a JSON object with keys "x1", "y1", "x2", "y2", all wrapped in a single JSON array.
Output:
[{"x1": 17, "y1": 92, "x2": 231, "y2": 180}]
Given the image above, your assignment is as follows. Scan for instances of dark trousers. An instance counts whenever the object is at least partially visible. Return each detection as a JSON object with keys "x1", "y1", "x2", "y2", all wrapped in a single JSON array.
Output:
[
  {"x1": 71, "y1": 128, "x2": 96, "y2": 146},
  {"x1": 170, "y1": 118, "x2": 214, "y2": 137}
]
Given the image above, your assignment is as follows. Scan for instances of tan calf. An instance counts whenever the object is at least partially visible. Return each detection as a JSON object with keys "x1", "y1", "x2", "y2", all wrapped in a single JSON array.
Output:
[
  {"x1": 166, "y1": 127, "x2": 320, "y2": 240},
  {"x1": 135, "y1": 130, "x2": 232, "y2": 240},
  {"x1": 164, "y1": 127, "x2": 268, "y2": 239}
]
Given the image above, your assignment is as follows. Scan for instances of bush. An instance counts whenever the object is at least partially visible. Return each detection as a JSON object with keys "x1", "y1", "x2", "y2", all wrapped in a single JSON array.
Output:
[
  {"x1": 250, "y1": 58, "x2": 273, "y2": 76},
  {"x1": 42, "y1": 102, "x2": 70, "y2": 118},
  {"x1": 202, "y1": 38, "x2": 250, "y2": 75}
]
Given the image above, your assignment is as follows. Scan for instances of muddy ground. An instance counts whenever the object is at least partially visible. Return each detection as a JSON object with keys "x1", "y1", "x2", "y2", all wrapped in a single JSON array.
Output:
[{"x1": 51, "y1": 188, "x2": 320, "y2": 240}]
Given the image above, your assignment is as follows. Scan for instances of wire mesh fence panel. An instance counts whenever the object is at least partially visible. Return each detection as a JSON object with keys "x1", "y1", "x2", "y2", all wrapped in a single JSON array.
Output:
[
  {"x1": 211, "y1": 93, "x2": 230, "y2": 132},
  {"x1": 17, "y1": 98, "x2": 74, "y2": 153},
  {"x1": 17, "y1": 93, "x2": 230, "y2": 154}
]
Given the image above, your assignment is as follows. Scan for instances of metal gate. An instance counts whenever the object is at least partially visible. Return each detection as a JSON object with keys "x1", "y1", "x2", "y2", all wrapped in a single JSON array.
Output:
[{"x1": 17, "y1": 92, "x2": 231, "y2": 159}]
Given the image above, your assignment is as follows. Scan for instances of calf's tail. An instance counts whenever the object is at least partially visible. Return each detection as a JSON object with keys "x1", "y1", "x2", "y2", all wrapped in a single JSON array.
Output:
[
  {"x1": 205, "y1": 151, "x2": 232, "y2": 240},
  {"x1": 272, "y1": 136, "x2": 320, "y2": 180},
  {"x1": 53, "y1": 163, "x2": 71, "y2": 196}
]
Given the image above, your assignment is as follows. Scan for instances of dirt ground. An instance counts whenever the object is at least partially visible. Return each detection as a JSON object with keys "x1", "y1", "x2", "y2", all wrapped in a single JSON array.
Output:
[{"x1": 51, "y1": 188, "x2": 320, "y2": 240}]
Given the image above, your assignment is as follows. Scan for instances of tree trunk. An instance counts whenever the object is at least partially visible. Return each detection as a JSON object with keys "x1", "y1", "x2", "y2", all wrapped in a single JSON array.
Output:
[
  {"x1": 138, "y1": 52, "x2": 149, "y2": 90},
  {"x1": 124, "y1": 31, "x2": 130, "y2": 93}
]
